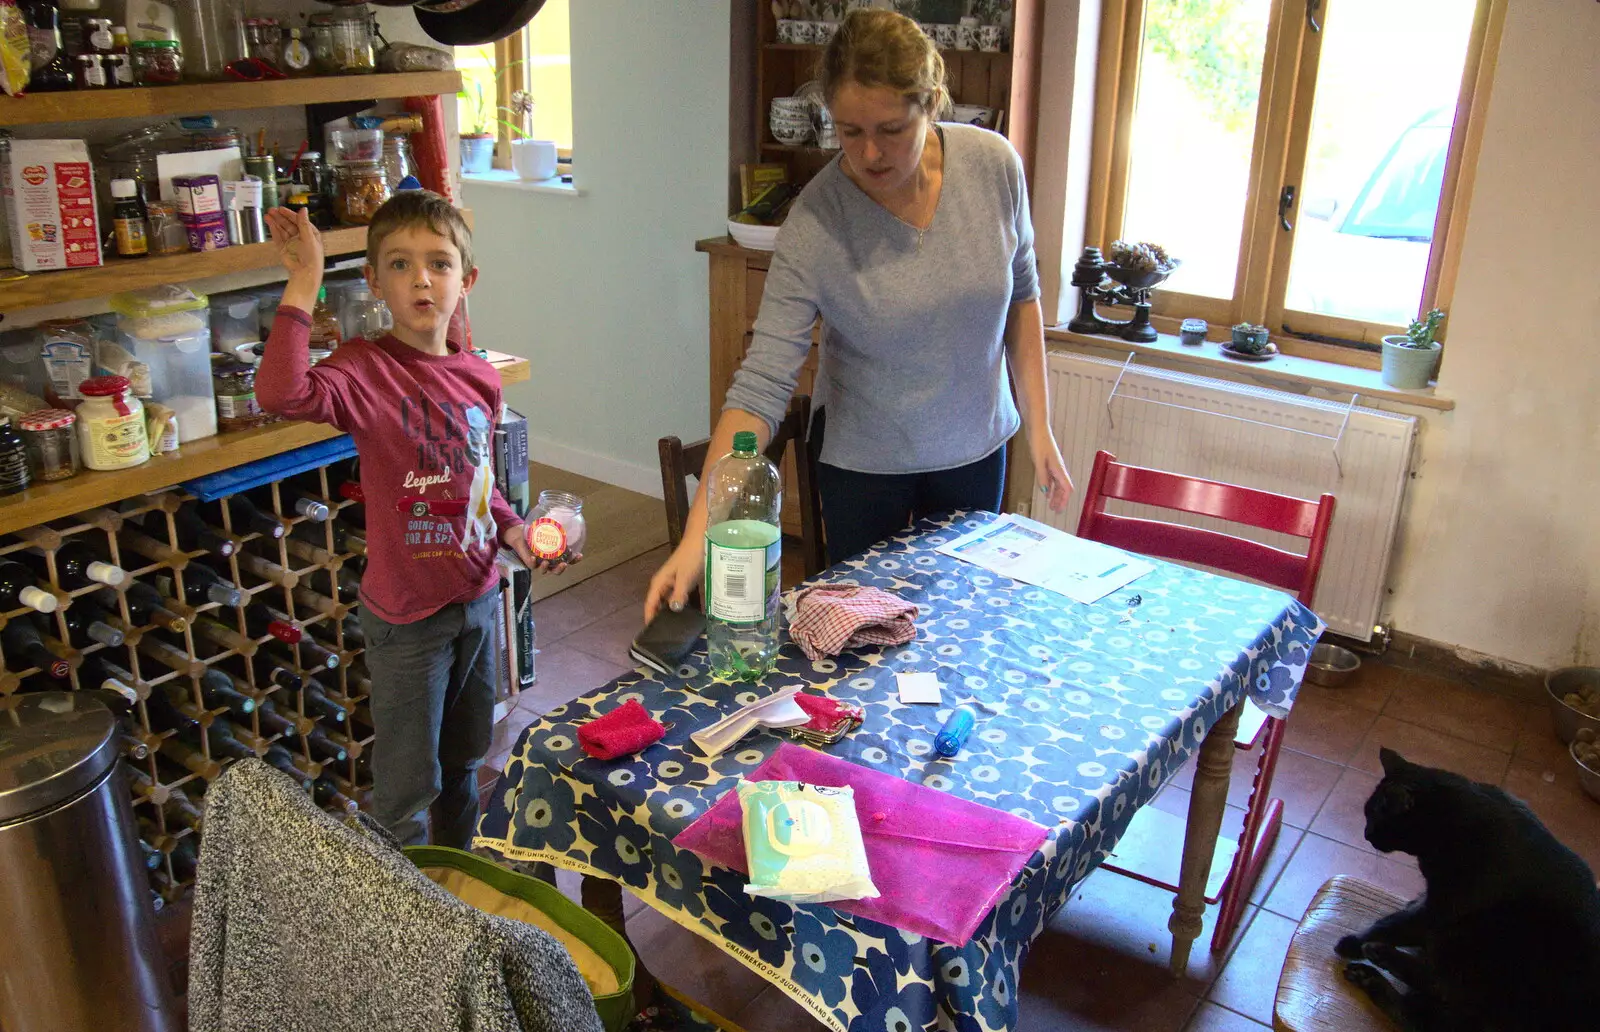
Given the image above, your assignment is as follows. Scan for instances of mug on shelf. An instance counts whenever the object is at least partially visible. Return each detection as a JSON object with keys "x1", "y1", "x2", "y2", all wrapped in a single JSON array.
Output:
[
  {"x1": 978, "y1": 25, "x2": 1002, "y2": 51},
  {"x1": 511, "y1": 139, "x2": 559, "y2": 182}
]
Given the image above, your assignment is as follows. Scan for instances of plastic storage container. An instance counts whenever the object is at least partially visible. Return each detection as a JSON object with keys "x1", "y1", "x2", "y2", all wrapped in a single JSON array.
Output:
[
  {"x1": 108, "y1": 286, "x2": 218, "y2": 444},
  {"x1": 210, "y1": 293, "x2": 262, "y2": 360}
]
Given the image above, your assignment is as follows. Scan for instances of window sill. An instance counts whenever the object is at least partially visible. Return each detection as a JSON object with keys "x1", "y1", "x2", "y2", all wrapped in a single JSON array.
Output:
[
  {"x1": 1044, "y1": 326, "x2": 1456, "y2": 412},
  {"x1": 461, "y1": 170, "x2": 583, "y2": 197}
]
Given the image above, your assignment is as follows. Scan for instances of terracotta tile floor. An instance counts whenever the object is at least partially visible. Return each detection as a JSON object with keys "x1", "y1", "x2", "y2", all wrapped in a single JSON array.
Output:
[{"x1": 483, "y1": 561, "x2": 1600, "y2": 1031}]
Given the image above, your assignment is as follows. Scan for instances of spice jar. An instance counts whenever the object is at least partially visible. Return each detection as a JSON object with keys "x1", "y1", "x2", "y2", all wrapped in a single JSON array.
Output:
[
  {"x1": 103, "y1": 52, "x2": 131, "y2": 87},
  {"x1": 334, "y1": 161, "x2": 390, "y2": 225},
  {"x1": 131, "y1": 39, "x2": 183, "y2": 86},
  {"x1": 0, "y1": 418, "x2": 31, "y2": 496},
  {"x1": 212, "y1": 361, "x2": 269, "y2": 433},
  {"x1": 382, "y1": 135, "x2": 413, "y2": 191},
  {"x1": 242, "y1": 18, "x2": 283, "y2": 65},
  {"x1": 17, "y1": 409, "x2": 80, "y2": 482},
  {"x1": 76, "y1": 375, "x2": 149, "y2": 471},
  {"x1": 525, "y1": 491, "x2": 586, "y2": 563},
  {"x1": 84, "y1": 18, "x2": 114, "y2": 54},
  {"x1": 75, "y1": 53, "x2": 108, "y2": 89},
  {"x1": 327, "y1": 10, "x2": 376, "y2": 74},
  {"x1": 145, "y1": 200, "x2": 188, "y2": 255}
]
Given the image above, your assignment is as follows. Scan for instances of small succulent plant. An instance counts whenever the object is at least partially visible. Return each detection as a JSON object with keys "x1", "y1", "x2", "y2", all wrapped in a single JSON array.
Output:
[
  {"x1": 1109, "y1": 239, "x2": 1175, "y2": 274},
  {"x1": 1232, "y1": 322, "x2": 1267, "y2": 334},
  {"x1": 1398, "y1": 308, "x2": 1445, "y2": 349}
]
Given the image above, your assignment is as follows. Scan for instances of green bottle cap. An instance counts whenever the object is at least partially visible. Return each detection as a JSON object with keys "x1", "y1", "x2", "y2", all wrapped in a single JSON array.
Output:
[
  {"x1": 732, "y1": 431, "x2": 758, "y2": 453},
  {"x1": 317, "y1": 286, "x2": 328, "y2": 302}
]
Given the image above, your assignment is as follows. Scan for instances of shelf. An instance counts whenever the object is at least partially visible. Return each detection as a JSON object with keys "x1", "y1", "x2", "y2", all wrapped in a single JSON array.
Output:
[
  {"x1": 0, "y1": 227, "x2": 369, "y2": 313},
  {"x1": 0, "y1": 71, "x2": 463, "y2": 128},
  {"x1": 0, "y1": 348, "x2": 528, "y2": 535}
]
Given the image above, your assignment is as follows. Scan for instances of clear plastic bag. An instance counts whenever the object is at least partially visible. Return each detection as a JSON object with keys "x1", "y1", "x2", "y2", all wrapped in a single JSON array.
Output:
[
  {"x1": 376, "y1": 42, "x2": 454, "y2": 74},
  {"x1": 737, "y1": 779, "x2": 879, "y2": 905}
]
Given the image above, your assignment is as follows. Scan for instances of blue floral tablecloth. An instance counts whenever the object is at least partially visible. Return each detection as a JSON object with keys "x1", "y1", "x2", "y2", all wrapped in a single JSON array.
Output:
[{"x1": 475, "y1": 512, "x2": 1324, "y2": 1032}]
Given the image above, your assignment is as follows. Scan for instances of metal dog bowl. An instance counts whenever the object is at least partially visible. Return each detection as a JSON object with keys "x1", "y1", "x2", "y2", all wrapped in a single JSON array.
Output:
[
  {"x1": 1570, "y1": 741, "x2": 1600, "y2": 805},
  {"x1": 1305, "y1": 644, "x2": 1361, "y2": 688},
  {"x1": 1544, "y1": 667, "x2": 1600, "y2": 746}
]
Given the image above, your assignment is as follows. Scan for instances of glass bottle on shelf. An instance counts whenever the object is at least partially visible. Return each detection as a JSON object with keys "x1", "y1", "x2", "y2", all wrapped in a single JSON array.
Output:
[
  {"x1": 19, "y1": 541, "x2": 126, "y2": 591},
  {"x1": 145, "y1": 508, "x2": 236, "y2": 558},
  {"x1": 154, "y1": 565, "x2": 245, "y2": 609},
  {"x1": 0, "y1": 559, "x2": 59, "y2": 614},
  {"x1": 198, "y1": 495, "x2": 284, "y2": 539},
  {"x1": 110, "y1": 581, "x2": 187, "y2": 632},
  {"x1": 56, "y1": 601, "x2": 125, "y2": 649},
  {"x1": 21, "y1": 0, "x2": 76, "y2": 91},
  {"x1": 2, "y1": 619, "x2": 69, "y2": 678},
  {"x1": 309, "y1": 286, "x2": 343, "y2": 351}
]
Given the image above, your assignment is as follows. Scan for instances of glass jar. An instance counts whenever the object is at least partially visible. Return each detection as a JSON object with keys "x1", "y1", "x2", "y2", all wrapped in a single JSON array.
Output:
[
  {"x1": 75, "y1": 53, "x2": 108, "y2": 88},
  {"x1": 241, "y1": 17, "x2": 283, "y2": 65},
  {"x1": 0, "y1": 418, "x2": 30, "y2": 496},
  {"x1": 130, "y1": 39, "x2": 183, "y2": 86},
  {"x1": 334, "y1": 161, "x2": 390, "y2": 226},
  {"x1": 187, "y1": 125, "x2": 242, "y2": 152},
  {"x1": 212, "y1": 361, "x2": 268, "y2": 433},
  {"x1": 179, "y1": 0, "x2": 235, "y2": 80},
  {"x1": 145, "y1": 200, "x2": 188, "y2": 255},
  {"x1": 327, "y1": 10, "x2": 375, "y2": 74},
  {"x1": 76, "y1": 375, "x2": 149, "y2": 471},
  {"x1": 17, "y1": 408, "x2": 80, "y2": 482},
  {"x1": 382, "y1": 135, "x2": 413, "y2": 191},
  {"x1": 525, "y1": 491, "x2": 586, "y2": 563}
]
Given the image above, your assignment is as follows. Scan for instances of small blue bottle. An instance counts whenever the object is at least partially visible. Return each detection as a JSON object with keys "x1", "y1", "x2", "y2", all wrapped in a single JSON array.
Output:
[{"x1": 934, "y1": 704, "x2": 978, "y2": 758}]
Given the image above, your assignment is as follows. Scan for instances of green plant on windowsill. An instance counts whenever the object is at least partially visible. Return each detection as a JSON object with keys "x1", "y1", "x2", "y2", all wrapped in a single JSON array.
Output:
[
  {"x1": 1395, "y1": 308, "x2": 1446, "y2": 349},
  {"x1": 1380, "y1": 307, "x2": 1446, "y2": 388}
]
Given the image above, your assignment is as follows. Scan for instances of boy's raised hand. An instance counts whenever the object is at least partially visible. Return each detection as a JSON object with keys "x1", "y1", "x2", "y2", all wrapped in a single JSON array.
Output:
[
  {"x1": 265, "y1": 206, "x2": 324, "y2": 286},
  {"x1": 503, "y1": 524, "x2": 582, "y2": 575}
]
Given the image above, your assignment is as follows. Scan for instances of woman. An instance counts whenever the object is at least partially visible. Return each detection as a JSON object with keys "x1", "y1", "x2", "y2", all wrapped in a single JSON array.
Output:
[{"x1": 645, "y1": 9, "x2": 1070, "y2": 620}]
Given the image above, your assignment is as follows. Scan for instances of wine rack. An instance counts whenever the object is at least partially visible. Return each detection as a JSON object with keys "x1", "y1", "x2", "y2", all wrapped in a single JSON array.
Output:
[{"x1": 0, "y1": 464, "x2": 371, "y2": 906}]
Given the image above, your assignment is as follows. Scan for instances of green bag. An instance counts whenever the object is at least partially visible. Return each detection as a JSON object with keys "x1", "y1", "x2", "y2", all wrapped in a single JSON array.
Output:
[{"x1": 406, "y1": 846, "x2": 637, "y2": 1032}]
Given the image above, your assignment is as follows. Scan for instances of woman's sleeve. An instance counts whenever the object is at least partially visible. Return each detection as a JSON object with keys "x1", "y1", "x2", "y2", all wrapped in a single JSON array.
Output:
[
  {"x1": 720, "y1": 228, "x2": 820, "y2": 437},
  {"x1": 1008, "y1": 146, "x2": 1040, "y2": 303}
]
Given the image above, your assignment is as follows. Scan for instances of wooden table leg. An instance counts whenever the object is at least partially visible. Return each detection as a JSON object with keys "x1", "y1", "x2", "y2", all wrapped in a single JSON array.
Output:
[
  {"x1": 581, "y1": 873, "x2": 658, "y2": 1012},
  {"x1": 1168, "y1": 699, "x2": 1244, "y2": 975}
]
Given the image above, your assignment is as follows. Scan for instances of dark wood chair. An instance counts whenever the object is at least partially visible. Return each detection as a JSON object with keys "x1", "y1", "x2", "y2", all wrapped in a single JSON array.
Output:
[
  {"x1": 657, "y1": 394, "x2": 826, "y2": 582},
  {"x1": 1076, "y1": 448, "x2": 1336, "y2": 954}
]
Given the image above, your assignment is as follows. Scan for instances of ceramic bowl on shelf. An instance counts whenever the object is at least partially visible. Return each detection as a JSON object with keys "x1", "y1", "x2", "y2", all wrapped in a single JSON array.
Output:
[
  {"x1": 770, "y1": 123, "x2": 813, "y2": 146},
  {"x1": 949, "y1": 104, "x2": 994, "y2": 128},
  {"x1": 727, "y1": 219, "x2": 779, "y2": 251}
]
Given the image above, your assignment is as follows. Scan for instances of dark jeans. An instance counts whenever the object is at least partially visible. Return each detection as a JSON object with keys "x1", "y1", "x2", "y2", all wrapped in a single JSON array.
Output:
[
  {"x1": 809, "y1": 407, "x2": 1007, "y2": 565},
  {"x1": 361, "y1": 584, "x2": 501, "y2": 849}
]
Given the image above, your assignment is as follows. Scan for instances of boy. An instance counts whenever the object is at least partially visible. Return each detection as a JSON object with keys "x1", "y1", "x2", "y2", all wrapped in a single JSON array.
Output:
[{"x1": 259, "y1": 192, "x2": 565, "y2": 848}]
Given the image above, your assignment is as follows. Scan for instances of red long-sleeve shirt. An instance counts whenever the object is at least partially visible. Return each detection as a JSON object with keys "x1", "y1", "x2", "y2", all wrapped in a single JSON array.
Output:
[{"x1": 256, "y1": 306, "x2": 521, "y2": 624}]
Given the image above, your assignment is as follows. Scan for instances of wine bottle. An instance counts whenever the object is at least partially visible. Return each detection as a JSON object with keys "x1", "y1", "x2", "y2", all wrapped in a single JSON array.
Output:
[
  {"x1": 168, "y1": 837, "x2": 200, "y2": 882},
  {"x1": 0, "y1": 559, "x2": 59, "y2": 614},
  {"x1": 142, "y1": 686, "x2": 202, "y2": 733},
  {"x1": 2, "y1": 619, "x2": 70, "y2": 678},
  {"x1": 335, "y1": 567, "x2": 362, "y2": 604},
  {"x1": 313, "y1": 776, "x2": 360, "y2": 814},
  {"x1": 58, "y1": 600, "x2": 127, "y2": 649},
  {"x1": 120, "y1": 732, "x2": 150, "y2": 761},
  {"x1": 127, "y1": 765, "x2": 170, "y2": 806},
  {"x1": 243, "y1": 602, "x2": 300, "y2": 644},
  {"x1": 162, "y1": 790, "x2": 204, "y2": 834},
  {"x1": 150, "y1": 868, "x2": 175, "y2": 900},
  {"x1": 220, "y1": 718, "x2": 270, "y2": 756},
  {"x1": 303, "y1": 726, "x2": 349, "y2": 764},
  {"x1": 20, "y1": 542, "x2": 127, "y2": 590},
  {"x1": 198, "y1": 669, "x2": 257, "y2": 717},
  {"x1": 262, "y1": 744, "x2": 317, "y2": 788},
  {"x1": 290, "y1": 519, "x2": 365, "y2": 557},
  {"x1": 155, "y1": 566, "x2": 245, "y2": 609},
  {"x1": 117, "y1": 526, "x2": 185, "y2": 567},
  {"x1": 255, "y1": 698, "x2": 308, "y2": 741},
  {"x1": 137, "y1": 635, "x2": 203, "y2": 679},
  {"x1": 340, "y1": 615, "x2": 366, "y2": 649},
  {"x1": 113, "y1": 582, "x2": 188, "y2": 632},
  {"x1": 137, "y1": 838, "x2": 163, "y2": 871},
  {"x1": 158, "y1": 735, "x2": 222, "y2": 780},
  {"x1": 266, "y1": 485, "x2": 330, "y2": 522},
  {"x1": 299, "y1": 635, "x2": 342, "y2": 671},
  {"x1": 137, "y1": 817, "x2": 175, "y2": 855},
  {"x1": 190, "y1": 614, "x2": 255, "y2": 655},
  {"x1": 147, "y1": 508, "x2": 235, "y2": 558},
  {"x1": 200, "y1": 495, "x2": 285, "y2": 540},
  {"x1": 298, "y1": 678, "x2": 349, "y2": 722},
  {"x1": 184, "y1": 722, "x2": 253, "y2": 763}
]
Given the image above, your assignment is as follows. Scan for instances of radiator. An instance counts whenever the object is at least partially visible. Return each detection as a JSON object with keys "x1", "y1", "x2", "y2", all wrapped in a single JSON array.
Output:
[{"x1": 1035, "y1": 353, "x2": 1417, "y2": 641}]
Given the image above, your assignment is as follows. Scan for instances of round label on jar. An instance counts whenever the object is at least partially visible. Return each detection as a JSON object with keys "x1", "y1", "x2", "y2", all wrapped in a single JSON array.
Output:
[{"x1": 527, "y1": 517, "x2": 568, "y2": 561}]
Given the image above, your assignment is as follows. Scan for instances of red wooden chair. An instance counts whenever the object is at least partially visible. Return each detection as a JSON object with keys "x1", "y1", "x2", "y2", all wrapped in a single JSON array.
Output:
[{"x1": 1075, "y1": 449, "x2": 1335, "y2": 953}]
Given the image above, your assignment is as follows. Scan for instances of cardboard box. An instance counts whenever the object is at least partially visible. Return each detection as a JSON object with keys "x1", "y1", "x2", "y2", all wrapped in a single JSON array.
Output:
[
  {"x1": 1, "y1": 139, "x2": 103, "y2": 272},
  {"x1": 183, "y1": 212, "x2": 230, "y2": 252},
  {"x1": 171, "y1": 173, "x2": 223, "y2": 217}
]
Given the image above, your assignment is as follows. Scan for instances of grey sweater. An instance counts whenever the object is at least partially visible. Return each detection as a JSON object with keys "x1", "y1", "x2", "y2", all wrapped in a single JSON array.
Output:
[
  {"x1": 187, "y1": 760, "x2": 603, "y2": 1032},
  {"x1": 724, "y1": 123, "x2": 1038, "y2": 475}
]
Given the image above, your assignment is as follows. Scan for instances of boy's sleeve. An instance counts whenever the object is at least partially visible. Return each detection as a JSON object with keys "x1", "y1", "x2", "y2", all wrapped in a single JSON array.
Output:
[{"x1": 255, "y1": 307, "x2": 363, "y2": 431}]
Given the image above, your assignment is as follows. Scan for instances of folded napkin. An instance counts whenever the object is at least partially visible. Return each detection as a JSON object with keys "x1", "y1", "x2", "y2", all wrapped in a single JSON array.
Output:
[
  {"x1": 578, "y1": 699, "x2": 665, "y2": 760},
  {"x1": 785, "y1": 584, "x2": 919, "y2": 661},
  {"x1": 673, "y1": 743, "x2": 1049, "y2": 946},
  {"x1": 793, "y1": 692, "x2": 864, "y2": 733}
]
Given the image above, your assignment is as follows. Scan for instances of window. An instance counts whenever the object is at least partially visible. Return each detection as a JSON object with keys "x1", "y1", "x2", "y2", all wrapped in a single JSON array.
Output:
[
  {"x1": 1085, "y1": 0, "x2": 1499, "y2": 349},
  {"x1": 454, "y1": 0, "x2": 573, "y2": 171}
]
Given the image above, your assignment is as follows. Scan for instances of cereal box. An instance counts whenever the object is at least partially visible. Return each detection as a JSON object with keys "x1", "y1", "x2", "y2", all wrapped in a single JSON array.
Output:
[{"x1": 1, "y1": 139, "x2": 102, "y2": 272}]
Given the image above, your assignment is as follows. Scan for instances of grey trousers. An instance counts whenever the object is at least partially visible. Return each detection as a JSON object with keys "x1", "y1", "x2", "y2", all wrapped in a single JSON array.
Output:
[{"x1": 361, "y1": 584, "x2": 501, "y2": 849}]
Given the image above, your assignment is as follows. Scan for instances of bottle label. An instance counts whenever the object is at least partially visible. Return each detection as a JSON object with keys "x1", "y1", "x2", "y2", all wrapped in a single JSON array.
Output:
[
  {"x1": 114, "y1": 215, "x2": 148, "y2": 256},
  {"x1": 83, "y1": 407, "x2": 148, "y2": 469},
  {"x1": 527, "y1": 517, "x2": 567, "y2": 561},
  {"x1": 705, "y1": 535, "x2": 780, "y2": 625},
  {"x1": 216, "y1": 391, "x2": 260, "y2": 419},
  {"x1": 89, "y1": 24, "x2": 113, "y2": 51}
]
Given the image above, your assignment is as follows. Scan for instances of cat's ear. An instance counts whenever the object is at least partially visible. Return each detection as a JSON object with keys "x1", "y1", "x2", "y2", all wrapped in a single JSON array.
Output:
[{"x1": 1378, "y1": 747, "x2": 1409, "y2": 775}]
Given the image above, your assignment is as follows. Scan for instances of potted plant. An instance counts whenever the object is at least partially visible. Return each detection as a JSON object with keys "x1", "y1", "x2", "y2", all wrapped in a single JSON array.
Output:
[
  {"x1": 1230, "y1": 322, "x2": 1270, "y2": 355},
  {"x1": 458, "y1": 82, "x2": 497, "y2": 174},
  {"x1": 1381, "y1": 308, "x2": 1444, "y2": 389}
]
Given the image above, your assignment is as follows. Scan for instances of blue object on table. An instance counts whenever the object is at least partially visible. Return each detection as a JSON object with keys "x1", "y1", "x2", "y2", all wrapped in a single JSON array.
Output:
[
  {"x1": 933, "y1": 703, "x2": 977, "y2": 757},
  {"x1": 476, "y1": 511, "x2": 1326, "y2": 1032},
  {"x1": 180, "y1": 434, "x2": 357, "y2": 502}
]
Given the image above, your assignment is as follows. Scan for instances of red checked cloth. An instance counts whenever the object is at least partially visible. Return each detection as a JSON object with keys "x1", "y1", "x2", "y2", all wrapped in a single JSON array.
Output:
[
  {"x1": 785, "y1": 584, "x2": 919, "y2": 661},
  {"x1": 578, "y1": 699, "x2": 665, "y2": 759}
]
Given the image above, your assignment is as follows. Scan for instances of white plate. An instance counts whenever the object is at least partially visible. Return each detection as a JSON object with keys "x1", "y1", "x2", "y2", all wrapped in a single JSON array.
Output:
[{"x1": 727, "y1": 219, "x2": 780, "y2": 251}]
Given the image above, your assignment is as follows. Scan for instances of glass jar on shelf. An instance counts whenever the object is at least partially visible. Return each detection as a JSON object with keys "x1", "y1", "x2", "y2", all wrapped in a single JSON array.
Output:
[
  {"x1": 76, "y1": 376, "x2": 149, "y2": 472},
  {"x1": 326, "y1": 9, "x2": 376, "y2": 74},
  {"x1": 241, "y1": 17, "x2": 283, "y2": 65},
  {"x1": 212, "y1": 360, "x2": 269, "y2": 434},
  {"x1": 17, "y1": 409, "x2": 81, "y2": 482},
  {"x1": 381, "y1": 135, "x2": 413, "y2": 191},
  {"x1": 334, "y1": 160, "x2": 389, "y2": 226},
  {"x1": 186, "y1": 125, "x2": 242, "y2": 152},
  {"x1": 130, "y1": 39, "x2": 183, "y2": 86},
  {"x1": 145, "y1": 200, "x2": 189, "y2": 255},
  {"x1": 178, "y1": 0, "x2": 237, "y2": 81}
]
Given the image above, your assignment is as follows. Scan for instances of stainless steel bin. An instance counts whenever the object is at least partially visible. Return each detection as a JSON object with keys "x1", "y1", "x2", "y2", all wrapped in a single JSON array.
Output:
[{"x1": 0, "y1": 692, "x2": 180, "y2": 1031}]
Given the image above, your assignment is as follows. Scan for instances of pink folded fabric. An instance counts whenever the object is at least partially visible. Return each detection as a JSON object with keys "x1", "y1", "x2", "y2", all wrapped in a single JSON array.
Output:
[
  {"x1": 672, "y1": 743, "x2": 1049, "y2": 946},
  {"x1": 787, "y1": 584, "x2": 918, "y2": 661},
  {"x1": 793, "y1": 692, "x2": 863, "y2": 732}
]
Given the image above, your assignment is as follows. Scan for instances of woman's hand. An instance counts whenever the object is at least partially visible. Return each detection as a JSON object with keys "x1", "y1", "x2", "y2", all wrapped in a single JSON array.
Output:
[
  {"x1": 503, "y1": 524, "x2": 581, "y2": 574},
  {"x1": 264, "y1": 206, "x2": 324, "y2": 287},
  {"x1": 1031, "y1": 432, "x2": 1074, "y2": 512},
  {"x1": 645, "y1": 538, "x2": 705, "y2": 623}
]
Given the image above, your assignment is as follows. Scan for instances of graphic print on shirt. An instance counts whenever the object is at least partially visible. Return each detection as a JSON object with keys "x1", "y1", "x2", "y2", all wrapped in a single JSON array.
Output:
[{"x1": 394, "y1": 396, "x2": 497, "y2": 560}]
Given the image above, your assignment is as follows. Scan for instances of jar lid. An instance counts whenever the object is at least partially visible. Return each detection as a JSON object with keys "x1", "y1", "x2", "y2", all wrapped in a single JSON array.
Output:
[
  {"x1": 0, "y1": 693, "x2": 119, "y2": 822},
  {"x1": 18, "y1": 408, "x2": 76, "y2": 431},
  {"x1": 78, "y1": 374, "x2": 131, "y2": 397},
  {"x1": 132, "y1": 39, "x2": 181, "y2": 50},
  {"x1": 214, "y1": 360, "x2": 253, "y2": 376},
  {"x1": 110, "y1": 177, "x2": 137, "y2": 198},
  {"x1": 243, "y1": 17, "x2": 283, "y2": 27},
  {"x1": 146, "y1": 199, "x2": 177, "y2": 214}
]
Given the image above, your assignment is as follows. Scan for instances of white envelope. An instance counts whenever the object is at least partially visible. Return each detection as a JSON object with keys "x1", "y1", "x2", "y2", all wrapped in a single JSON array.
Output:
[{"x1": 692, "y1": 686, "x2": 811, "y2": 757}]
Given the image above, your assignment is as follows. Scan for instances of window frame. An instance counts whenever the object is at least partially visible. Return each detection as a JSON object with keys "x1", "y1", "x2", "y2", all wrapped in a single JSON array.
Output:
[
  {"x1": 1080, "y1": 0, "x2": 1504, "y2": 364},
  {"x1": 490, "y1": 32, "x2": 531, "y2": 171}
]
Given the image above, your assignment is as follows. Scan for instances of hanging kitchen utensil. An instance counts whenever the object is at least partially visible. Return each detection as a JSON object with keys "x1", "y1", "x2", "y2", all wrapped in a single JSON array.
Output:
[{"x1": 414, "y1": 0, "x2": 547, "y2": 46}]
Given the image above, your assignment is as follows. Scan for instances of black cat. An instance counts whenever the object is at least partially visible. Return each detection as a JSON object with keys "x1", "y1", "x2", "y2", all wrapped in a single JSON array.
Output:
[{"x1": 1335, "y1": 747, "x2": 1600, "y2": 1031}]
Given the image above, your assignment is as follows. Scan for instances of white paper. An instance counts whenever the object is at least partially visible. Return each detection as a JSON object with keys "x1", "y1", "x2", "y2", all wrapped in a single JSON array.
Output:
[
  {"x1": 156, "y1": 147, "x2": 244, "y2": 203},
  {"x1": 936, "y1": 514, "x2": 1153, "y2": 605},
  {"x1": 691, "y1": 686, "x2": 811, "y2": 757},
  {"x1": 896, "y1": 671, "x2": 943, "y2": 705}
]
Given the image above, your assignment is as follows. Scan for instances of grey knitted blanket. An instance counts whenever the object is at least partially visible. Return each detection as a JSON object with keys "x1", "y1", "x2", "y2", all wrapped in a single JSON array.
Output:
[{"x1": 187, "y1": 760, "x2": 603, "y2": 1032}]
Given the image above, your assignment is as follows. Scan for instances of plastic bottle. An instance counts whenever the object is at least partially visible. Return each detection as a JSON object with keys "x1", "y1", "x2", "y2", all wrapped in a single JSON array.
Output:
[
  {"x1": 703, "y1": 430, "x2": 782, "y2": 681},
  {"x1": 934, "y1": 704, "x2": 978, "y2": 758}
]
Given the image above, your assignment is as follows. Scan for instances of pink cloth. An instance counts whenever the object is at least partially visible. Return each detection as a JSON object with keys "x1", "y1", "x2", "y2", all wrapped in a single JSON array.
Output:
[
  {"x1": 672, "y1": 743, "x2": 1050, "y2": 946},
  {"x1": 787, "y1": 584, "x2": 918, "y2": 661},
  {"x1": 793, "y1": 692, "x2": 863, "y2": 732}
]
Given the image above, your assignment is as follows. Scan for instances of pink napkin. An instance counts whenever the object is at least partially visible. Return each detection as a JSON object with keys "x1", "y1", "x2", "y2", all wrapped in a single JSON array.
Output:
[{"x1": 672, "y1": 743, "x2": 1050, "y2": 946}]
